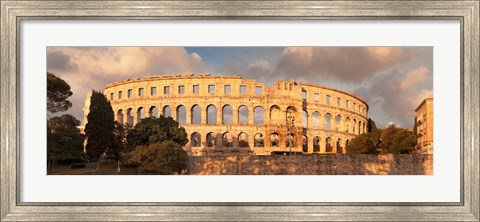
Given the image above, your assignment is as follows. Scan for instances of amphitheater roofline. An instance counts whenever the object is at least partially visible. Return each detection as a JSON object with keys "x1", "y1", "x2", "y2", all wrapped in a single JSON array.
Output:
[
  {"x1": 296, "y1": 81, "x2": 369, "y2": 110},
  {"x1": 104, "y1": 73, "x2": 245, "y2": 88}
]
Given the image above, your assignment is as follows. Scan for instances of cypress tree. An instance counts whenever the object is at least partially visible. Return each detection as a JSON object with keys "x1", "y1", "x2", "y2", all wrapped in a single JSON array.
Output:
[{"x1": 84, "y1": 90, "x2": 114, "y2": 168}]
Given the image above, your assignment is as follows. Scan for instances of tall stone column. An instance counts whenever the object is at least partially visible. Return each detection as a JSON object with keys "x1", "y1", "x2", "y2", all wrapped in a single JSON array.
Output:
[
  {"x1": 201, "y1": 107, "x2": 207, "y2": 124},
  {"x1": 185, "y1": 105, "x2": 191, "y2": 124},
  {"x1": 232, "y1": 106, "x2": 239, "y2": 124},
  {"x1": 248, "y1": 108, "x2": 254, "y2": 125},
  {"x1": 216, "y1": 104, "x2": 223, "y2": 124},
  {"x1": 307, "y1": 134, "x2": 314, "y2": 153},
  {"x1": 132, "y1": 108, "x2": 138, "y2": 125}
]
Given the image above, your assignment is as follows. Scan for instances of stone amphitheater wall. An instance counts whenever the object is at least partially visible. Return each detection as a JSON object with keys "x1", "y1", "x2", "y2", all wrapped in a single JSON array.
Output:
[
  {"x1": 91, "y1": 74, "x2": 370, "y2": 156},
  {"x1": 187, "y1": 154, "x2": 433, "y2": 175}
]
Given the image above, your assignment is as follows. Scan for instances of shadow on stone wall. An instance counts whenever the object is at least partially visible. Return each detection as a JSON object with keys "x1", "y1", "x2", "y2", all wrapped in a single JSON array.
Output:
[{"x1": 186, "y1": 154, "x2": 433, "y2": 175}]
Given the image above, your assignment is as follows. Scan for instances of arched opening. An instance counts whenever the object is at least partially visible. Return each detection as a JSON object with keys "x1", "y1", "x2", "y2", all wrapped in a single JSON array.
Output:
[
  {"x1": 238, "y1": 105, "x2": 249, "y2": 124},
  {"x1": 254, "y1": 106, "x2": 264, "y2": 125},
  {"x1": 335, "y1": 115, "x2": 341, "y2": 131},
  {"x1": 302, "y1": 110, "x2": 308, "y2": 128},
  {"x1": 116, "y1": 109, "x2": 124, "y2": 124},
  {"x1": 222, "y1": 132, "x2": 233, "y2": 148},
  {"x1": 269, "y1": 105, "x2": 282, "y2": 124},
  {"x1": 336, "y1": 138, "x2": 343, "y2": 153},
  {"x1": 137, "y1": 107, "x2": 145, "y2": 123},
  {"x1": 191, "y1": 104, "x2": 201, "y2": 124},
  {"x1": 346, "y1": 139, "x2": 350, "y2": 148},
  {"x1": 238, "y1": 132, "x2": 249, "y2": 147},
  {"x1": 313, "y1": 136, "x2": 320, "y2": 152},
  {"x1": 286, "y1": 106, "x2": 296, "y2": 128},
  {"x1": 191, "y1": 132, "x2": 201, "y2": 147},
  {"x1": 325, "y1": 137, "x2": 332, "y2": 152},
  {"x1": 206, "y1": 132, "x2": 216, "y2": 147},
  {"x1": 126, "y1": 108, "x2": 133, "y2": 126},
  {"x1": 254, "y1": 133, "x2": 264, "y2": 147},
  {"x1": 176, "y1": 105, "x2": 186, "y2": 124},
  {"x1": 345, "y1": 117, "x2": 350, "y2": 133},
  {"x1": 222, "y1": 105, "x2": 233, "y2": 124},
  {"x1": 312, "y1": 111, "x2": 320, "y2": 127},
  {"x1": 149, "y1": 106, "x2": 158, "y2": 118},
  {"x1": 358, "y1": 121, "x2": 362, "y2": 134},
  {"x1": 162, "y1": 105, "x2": 172, "y2": 118},
  {"x1": 207, "y1": 105, "x2": 217, "y2": 124},
  {"x1": 270, "y1": 132, "x2": 279, "y2": 147},
  {"x1": 302, "y1": 135, "x2": 308, "y2": 152},
  {"x1": 286, "y1": 132, "x2": 295, "y2": 148},
  {"x1": 324, "y1": 113, "x2": 332, "y2": 130},
  {"x1": 353, "y1": 119, "x2": 357, "y2": 134}
]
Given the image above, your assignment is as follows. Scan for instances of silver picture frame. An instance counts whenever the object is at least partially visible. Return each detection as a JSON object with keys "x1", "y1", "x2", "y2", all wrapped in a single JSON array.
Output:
[{"x1": 1, "y1": 1, "x2": 478, "y2": 221}]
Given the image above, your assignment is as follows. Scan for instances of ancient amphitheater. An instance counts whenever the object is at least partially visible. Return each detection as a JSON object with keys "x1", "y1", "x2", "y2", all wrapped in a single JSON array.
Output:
[{"x1": 85, "y1": 73, "x2": 369, "y2": 156}]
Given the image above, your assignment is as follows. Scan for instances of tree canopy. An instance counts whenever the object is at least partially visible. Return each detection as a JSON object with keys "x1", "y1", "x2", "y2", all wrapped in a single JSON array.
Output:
[
  {"x1": 379, "y1": 124, "x2": 416, "y2": 154},
  {"x1": 84, "y1": 90, "x2": 114, "y2": 160},
  {"x1": 126, "y1": 116, "x2": 188, "y2": 151},
  {"x1": 47, "y1": 114, "x2": 84, "y2": 166},
  {"x1": 128, "y1": 141, "x2": 188, "y2": 174},
  {"x1": 346, "y1": 133, "x2": 378, "y2": 154},
  {"x1": 47, "y1": 72, "x2": 73, "y2": 114}
]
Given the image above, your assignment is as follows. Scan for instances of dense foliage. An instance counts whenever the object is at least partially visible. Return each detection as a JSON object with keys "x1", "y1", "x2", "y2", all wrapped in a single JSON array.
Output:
[
  {"x1": 126, "y1": 116, "x2": 189, "y2": 174},
  {"x1": 345, "y1": 133, "x2": 377, "y2": 154},
  {"x1": 47, "y1": 114, "x2": 84, "y2": 166},
  {"x1": 84, "y1": 90, "x2": 114, "y2": 161},
  {"x1": 379, "y1": 125, "x2": 416, "y2": 154},
  {"x1": 128, "y1": 141, "x2": 188, "y2": 174},
  {"x1": 47, "y1": 72, "x2": 73, "y2": 114},
  {"x1": 126, "y1": 116, "x2": 188, "y2": 151}
]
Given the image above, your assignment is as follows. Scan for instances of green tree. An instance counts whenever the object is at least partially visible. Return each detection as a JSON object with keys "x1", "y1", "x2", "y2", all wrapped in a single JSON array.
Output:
[
  {"x1": 367, "y1": 118, "x2": 380, "y2": 145},
  {"x1": 379, "y1": 125, "x2": 416, "y2": 154},
  {"x1": 389, "y1": 129, "x2": 417, "y2": 154},
  {"x1": 108, "y1": 121, "x2": 128, "y2": 172},
  {"x1": 126, "y1": 116, "x2": 188, "y2": 151},
  {"x1": 47, "y1": 114, "x2": 84, "y2": 167},
  {"x1": 47, "y1": 72, "x2": 73, "y2": 114},
  {"x1": 346, "y1": 133, "x2": 377, "y2": 154},
  {"x1": 84, "y1": 90, "x2": 114, "y2": 168},
  {"x1": 128, "y1": 141, "x2": 188, "y2": 174}
]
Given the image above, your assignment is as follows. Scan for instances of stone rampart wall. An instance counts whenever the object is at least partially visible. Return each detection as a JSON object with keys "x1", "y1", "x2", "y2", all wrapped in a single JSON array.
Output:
[{"x1": 187, "y1": 154, "x2": 433, "y2": 175}]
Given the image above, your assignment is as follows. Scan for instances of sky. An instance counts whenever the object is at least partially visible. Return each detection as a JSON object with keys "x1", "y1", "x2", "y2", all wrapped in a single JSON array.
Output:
[{"x1": 46, "y1": 46, "x2": 433, "y2": 128}]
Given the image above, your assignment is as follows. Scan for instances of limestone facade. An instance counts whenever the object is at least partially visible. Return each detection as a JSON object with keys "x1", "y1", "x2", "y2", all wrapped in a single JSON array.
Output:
[
  {"x1": 85, "y1": 73, "x2": 369, "y2": 156},
  {"x1": 415, "y1": 97, "x2": 433, "y2": 154}
]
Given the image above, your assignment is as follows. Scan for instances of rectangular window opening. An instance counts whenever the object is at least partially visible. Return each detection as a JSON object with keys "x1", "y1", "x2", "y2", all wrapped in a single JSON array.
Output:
[
  {"x1": 240, "y1": 85, "x2": 247, "y2": 94},
  {"x1": 208, "y1": 85, "x2": 215, "y2": 93},
  {"x1": 151, "y1": 87, "x2": 157, "y2": 96},
  {"x1": 178, "y1": 85, "x2": 185, "y2": 94},
  {"x1": 164, "y1": 86, "x2": 170, "y2": 94},
  {"x1": 255, "y1": 86, "x2": 262, "y2": 95},
  {"x1": 193, "y1": 85, "x2": 199, "y2": 94}
]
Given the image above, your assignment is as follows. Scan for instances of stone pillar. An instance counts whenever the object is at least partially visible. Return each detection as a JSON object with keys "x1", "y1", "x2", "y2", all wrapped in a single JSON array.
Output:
[
  {"x1": 171, "y1": 104, "x2": 177, "y2": 122},
  {"x1": 233, "y1": 106, "x2": 239, "y2": 124},
  {"x1": 201, "y1": 107, "x2": 207, "y2": 124},
  {"x1": 307, "y1": 135, "x2": 314, "y2": 153},
  {"x1": 185, "y1": 105, "x2": 191, "y2": 124},
  {"x1": 217, "y1": 105, "x2": 223, "y2": 124},
  {"x1": 248, "y1": 132, "x2": 254, "y2": 148},
  {"x1": 320, "y1": 114, "x2": 325, "y2": 130},
  {"x1": 264, "y1": 109, "x2": 270, "y2": 125},
  {"x1": 331, "y1": 116, "x2": 335, "y2": 132},
  {"x1": 133, "y1": 108, "x2": 138, "y2": 125},
  {"x1": 122, "y1": 109, "x2": 127, "y2": 125},
  {"x1": 264, "y1": 131, "x2": 270, "y2": 149},
  {"x1": 248, "y1": 108, "x2": 254, "y2": 125}
]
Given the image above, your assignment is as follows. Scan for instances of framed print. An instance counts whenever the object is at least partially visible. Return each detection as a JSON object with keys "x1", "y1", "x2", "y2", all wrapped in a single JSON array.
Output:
[{"x1": 1, "y1": 0, "x2": 478, "y2": 221}]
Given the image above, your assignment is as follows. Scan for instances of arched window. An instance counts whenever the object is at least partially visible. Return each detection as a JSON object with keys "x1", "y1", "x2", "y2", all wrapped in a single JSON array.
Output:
[
  {"x1": 346, "y1": 139, "x2": 350, "y2": 148},
  {"x1": 269, "y1": 105, "x2": 281, "y2": 124},
  {"x1": 335, "y1": 115, "x2": 341, "y2": 131},
  {"x1": 254, "y1": 106, "x2": 264, "y2": 125},
  {"x1": 358, "y1": 121, "x2": 362, "y2": 134},
  {"x1": 270, "y1": 132, "x2": 279, "y2": 147},
  {"x1": 254, "y1": 133, "x2": 264, "y2": 147},
  {"x1": 222, "y1": 132, "x2": 233, "y2": 147},
  {"x1": 207, "y1": 105, "x2": 217, "y2": 124},
  {"x1": 137, "y1": 107, "x2": 145, "y2": 123},
  {"x1": 336, "y1": 138, "x2": 343, "y2": 153},
  {"x1": 238, "y1": 105, "x2": 249, "y2": 124},
  {"x1": 302, "y1": 110, "x2": 308, "y2": 128},
  {"x1": 127, "y1": 108, "x2": 134, "y2": 126},
  {"x1": 312, "y1": 112, "x2": 320, "y2": 127},
  {"x1": 117, "y1": 109, "x2": 124, "y2": 124},
  {"x1": 286, "y1": 106, "x2": 296, "y2": 127},
  {"x1": 191, "y1": 132, "x2": 201, "y2": 147},
  {"x1": 325, "y1": 137, "x2": 332, "y2": 152},
  {"x1": 162, "y1": 105, "x2": 172, "y2": 118},
  {"x1": 286, "y1": 132, "x2": 295, "y2": 147},
  {"x1": 149, "y1": 106, "x2": 158, "y2": 118},
  {"x1": 191, "y1": 105, "x2": 201, "y2": 124},
  {"x1": 324, "y1": 113, "x2": 332, "y2": 130},
  {"x1": 238, "y1": 132, "x2": 249, "y2": 147},
  {"x1": 353, "y1": 119, "x2": 357, "y2": 134},
  {"x1": 345, "y1": 117, "x2": 350, "y2": 133},
  {"x1": 176, "y1": 105, "x2": 186, "y2": 124},
  {"x1": 302, "y1": 135, "x2": 308, "y2": 152},
  {"x1": 206, "y1": 132, "x2": 216, "y2": 147},
  {"x1": 313, "y1": 136, "x2": 320, "y2": 152},
  {"x1": 222, "y1": 105, "x2": 233, "y2": 124}
]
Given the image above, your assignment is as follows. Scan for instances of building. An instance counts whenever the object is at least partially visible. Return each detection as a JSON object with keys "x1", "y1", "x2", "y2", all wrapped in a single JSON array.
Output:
[
  {"x1": 415, "y1": 96, "x2": 433, "y2": 154},
  {"x1": 82, "y1": 74, "x2": 369, "y2": 156}
]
